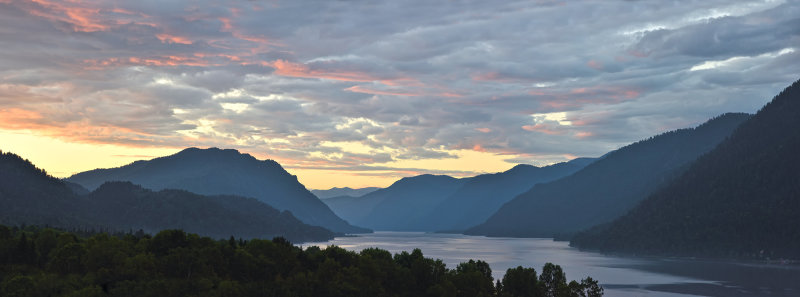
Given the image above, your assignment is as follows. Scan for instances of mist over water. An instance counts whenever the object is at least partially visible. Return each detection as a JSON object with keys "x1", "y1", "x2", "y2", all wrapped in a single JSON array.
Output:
[{"x1": 311, "y1": 232, "x2": 800, "y2": 297}]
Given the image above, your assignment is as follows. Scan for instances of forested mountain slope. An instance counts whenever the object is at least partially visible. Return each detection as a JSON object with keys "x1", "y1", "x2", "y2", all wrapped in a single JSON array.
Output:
[
  {"x1": 68, "y1": 147, "x2": 368, "y2": 233},
  {"x1": 571, "y1": 80, "x2": 800, "y2": 259},
  {"x1": 0, "y1": 151, "x2": 335, "y2": 242},
  {"x1": 466, "y1": 113, "x2": 750, "y2": 238}
]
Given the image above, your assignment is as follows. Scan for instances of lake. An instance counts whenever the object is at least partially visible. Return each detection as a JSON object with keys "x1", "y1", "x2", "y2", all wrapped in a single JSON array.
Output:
[{"x1": 308, "y1": 232, "x2": 800, "y2": 296}]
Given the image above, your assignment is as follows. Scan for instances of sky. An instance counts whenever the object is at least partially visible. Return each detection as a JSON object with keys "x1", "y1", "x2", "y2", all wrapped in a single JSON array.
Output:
[{"x1": 0, "y1": 0, "x2": 798, "y2": 189}]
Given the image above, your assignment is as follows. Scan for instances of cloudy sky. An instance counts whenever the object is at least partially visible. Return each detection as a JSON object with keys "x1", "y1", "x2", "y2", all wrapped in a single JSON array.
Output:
[{"x1": 0, "y1": 0, "x2": 797, "y2": 189}]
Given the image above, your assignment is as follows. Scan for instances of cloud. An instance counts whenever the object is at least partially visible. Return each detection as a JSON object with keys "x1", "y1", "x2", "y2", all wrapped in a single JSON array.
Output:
[{"x1": 0, "y1": 0, "x2": 797, "y2": 186}]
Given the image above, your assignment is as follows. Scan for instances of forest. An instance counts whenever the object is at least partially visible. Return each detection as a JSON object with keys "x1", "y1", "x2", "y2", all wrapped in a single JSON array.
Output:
[
  {"x1": 0, "y1": 225, "x2": 602, "y2": 297},
  {"x1": 0, "y1": 151, "x2": 336, "y2": 243},
  {"x1": 570, "y1": 80, "x2": 800, "y2": 260}
]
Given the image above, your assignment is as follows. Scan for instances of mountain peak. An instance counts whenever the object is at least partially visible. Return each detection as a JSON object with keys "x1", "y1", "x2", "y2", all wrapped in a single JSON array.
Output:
[
  {"x1": 175, "y1": 147, "x2": 257, "y2": 161},
  {"x1": 67, "y1": 147, "x2": 369, "y2": 234},
  {"x1": 510, "y1": 164, "x2": 537, "y2": 170},
  {"x1": 393, "y1": 174, "x2": 458, "y2": 186}
]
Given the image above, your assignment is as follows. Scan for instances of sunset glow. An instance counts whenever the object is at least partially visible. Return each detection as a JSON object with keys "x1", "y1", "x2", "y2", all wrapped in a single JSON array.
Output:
[{"x1": 1, "y1": 0, "x2": 796, "y2": 189}]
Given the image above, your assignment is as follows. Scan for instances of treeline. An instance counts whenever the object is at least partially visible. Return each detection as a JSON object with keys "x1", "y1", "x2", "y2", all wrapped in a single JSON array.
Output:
[
  {"x1": 0, "y1": 151, "x2": 336, "y2": 243},
  {"x1": 0, "y1": 225, "x2": 602, "y2": 297},
  {"x1": 571, "y1": 79, "x2": 800, "y2": 260},
  {"x1": 466, "y1": 113, "x2": 750, "y2": 238}
]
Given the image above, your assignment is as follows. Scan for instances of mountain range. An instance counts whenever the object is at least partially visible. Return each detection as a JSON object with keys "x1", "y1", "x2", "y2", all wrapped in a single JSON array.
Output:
[
  {"x1": 465, "y1": 112, "x2": 751, "y2": 238},
  {"x1": 0, "y1": 151, "x2": 335, "y2": 242},
  {"x1": 4, "y1": 80, "x2": 797, "y2": 258},
  {"x1": 324, "y1": 158, "x2": 595, "y2": 232},
  {"x1": 571, "y1": 79, "x2": 800, "y2": 259},
  {"x1": 312, "y1": 187, "x2": 380, "y2": 199},
  {"x1": 342, "y1": 174, "x2": 468, "y2": 231},
  {"x1": 423, "y1": 158, "x2": 595, "y2": 232},
  {"x1": 67, "y1": 147, "x2": 368, "y2": 234}
]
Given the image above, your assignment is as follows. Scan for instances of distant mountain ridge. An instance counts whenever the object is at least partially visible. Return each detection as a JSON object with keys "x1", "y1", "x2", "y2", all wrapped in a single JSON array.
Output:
[
  {"x1": 312, "y1": 187, "x2": 380, "y2": 199},
  {"x1": 424, "y1": 158, "x2": 596, "y2": 232},
  {"x1": 0, "y1": 151, "x2": 335, "y2": 242},
  {"x1": 466, "y1": 112, "x2": 751, "y2": 238},
  {"x1": 349, "y1": 174, "x2": 467, "y2": 231},
  {"x1": 571, "y1": 80, "x2": 800, "y2": 259},
  {"x1": 67, "y1": 147, "x2": 369, "y2": 234},
  {"x1": 324, "y1": 158, "x2": 595, "y2": 232}
]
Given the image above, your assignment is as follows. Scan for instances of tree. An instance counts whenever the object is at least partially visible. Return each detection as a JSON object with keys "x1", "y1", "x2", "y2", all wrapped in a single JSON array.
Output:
[
  {"x1": 579, "y1": 277, "x2": 603, "y2": 297},
  {"x1": 539, "y1": 263, "x2": 568, "y2": 297},
  {"x1": 501, "y1": 266, "x2": 540, "y2": 297},
  {"x1": 48, "y1": 242, "x2": 87, "y2": 274},
  {"x1": 451, "y1": 259, "x2": 494, "y2": 297}
]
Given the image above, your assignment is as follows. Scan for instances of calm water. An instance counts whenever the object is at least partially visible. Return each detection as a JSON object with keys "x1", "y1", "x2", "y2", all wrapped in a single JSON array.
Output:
[{"x1": 308, "y1": 232, "x2": 800, "y2": 297}]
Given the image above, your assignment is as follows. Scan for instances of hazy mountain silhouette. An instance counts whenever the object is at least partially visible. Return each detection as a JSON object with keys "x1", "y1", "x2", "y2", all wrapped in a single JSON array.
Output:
[
  {"x1": 325, "y1": 160, "x2": 594, "y2": 232},
  {"x1": 312, "y1": 187, "x2": 380, "y2": 199},
  {"x1": 571, "y1": 80, "x2": 800, "y2": 259},
  {"x1": 87, "y1": 181, "x2": 334, "y2": 242},
  {"x1": 64, "y1": 181, "x2": 90, "y2": 195},
  {"x1": 0, "y1": 151, "x2": 335, "y2": 242},
  {"x1": 466, "y1": 112, "x2": 751, "y2": 238},
  {"x1": 424, "y1": 158, "x2": 596, "y2": 232},
  {"x1": 321, "y1": 194, "x2": 375, "y2": 226},
  {"x1": 67, "y1": 147, "x2": 368, "y2": 233},
  {"x1": 334, "y1": 174, "x2": 468, "y2": 231}
]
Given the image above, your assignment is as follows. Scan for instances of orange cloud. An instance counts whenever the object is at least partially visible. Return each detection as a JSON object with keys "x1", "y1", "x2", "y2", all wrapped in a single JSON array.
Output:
[
  {"x1": 25, "y1": 0, "x2": 108, "y2": 32},
  {"x1": 471, "y1": 71, "x2": 531, "y2": 83},
  {"x1": 439, "y1": 92, "x2": 464, "y2": 98},
  {"x1": 522, "y1": 124, "x2": 563, "y2": 135},
  {"x1": 0, "y1": 83, "x2": 67, "y2": 103},
  {"x1": 537, "y1": 86, "x2": 641, "y2": 109},
  {"x1": 475, "y1": 127, "x2": 491, "y2": 133},
  {"x1": 472, "y1": 71, "x2": 501, "y2": 81},
  {"x1": 156, "y1": 33, "x2": 193, "y2": 45},
  {"x1": 83, "y1": 55, "x2": 220, "y2": 69},
  {"x1": 587, "y1": 60, "x2": 603, "y2": 70},
  {"x1": 344, "y1": 86, "x2": 419, "y2": 96},
  {"x1": 574, "y1": 131, "x2": 593, "y2": 139},
  {"x1": 9, "y1": 1, "x2": 156, "y2": 33},
  {"x1": 218, "y1": 17, "x2": 282, "y2": 50},
  {"x1": 0, "y1": 108, "x2": 45, "y2": 129},
  {"x1": 270, "y1": 60, "x2": 394, "y2": 83},
  {"x1": 0, "y1": 107, "x2": 178, "y2": 148}
]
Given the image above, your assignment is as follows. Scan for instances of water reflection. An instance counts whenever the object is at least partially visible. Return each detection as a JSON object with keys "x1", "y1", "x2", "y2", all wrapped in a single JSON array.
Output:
[{"x1": 308, "y1": 232, "x2": 799, "y2": 297}]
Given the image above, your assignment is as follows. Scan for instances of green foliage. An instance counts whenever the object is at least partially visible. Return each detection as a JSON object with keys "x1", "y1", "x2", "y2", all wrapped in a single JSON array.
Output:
[
  {"x1": 0, "y1": 225, "x2": 601, "y2": 296},
  {"x1": 500, "y1": 266, "x2": 539, "y2": 297}
]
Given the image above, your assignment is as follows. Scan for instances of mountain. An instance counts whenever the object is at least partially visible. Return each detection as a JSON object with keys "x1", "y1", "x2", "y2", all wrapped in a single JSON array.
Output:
[
  {"x1": 465, "y1": 112, "x2": 751, "y2": 238},
  {"x1": 321, "y1": 194, "x2": 375, "y2": 226},
  {"x1": 64, "y1": 181, "x2": 90, "y2": 195},
  {"x1": 571, "y1": 80, "x2": 800, "y2": 259},
  {"x1": 67, "y1": 147, "x2": 368, "y2": 234},
  {"x1": 333, "y1": 174, "x2": 468, "y2": 231},
  {"x1": 0, "y1": 150, "x2": 335, "y2": 242},
  {"x1": 312, "y1": 187, "x2": 381, "y2": 199},
  {"x1": 423, "y1": 158, "x2": 595, "y2": 232},
  {"x1": 86, "y1": 182, "x2": 333, "y2": 242},
  {"x1": 324, "y1": 159, "x2": 594, "y2": 232},
  {"x1": 0, "y1": 151, "x2": 88, "y2": 227}
]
